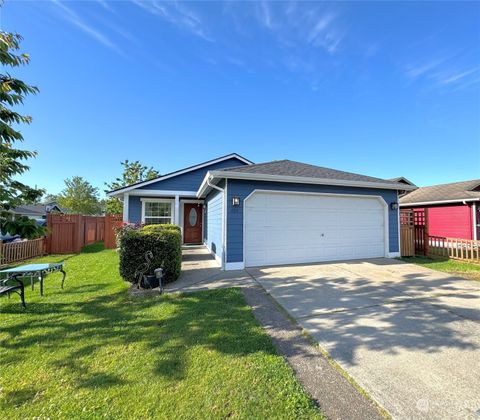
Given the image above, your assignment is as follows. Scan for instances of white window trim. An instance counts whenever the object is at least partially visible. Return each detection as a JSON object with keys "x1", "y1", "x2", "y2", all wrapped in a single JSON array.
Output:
[{"x1": 141, "y1": 198, "x2": 174, "y2": 224}]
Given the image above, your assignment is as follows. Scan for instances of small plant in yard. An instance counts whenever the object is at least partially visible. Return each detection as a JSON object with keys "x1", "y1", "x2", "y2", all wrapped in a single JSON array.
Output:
[{"x1": 117, "y1": 223, "x2": 182, "y2": 285}]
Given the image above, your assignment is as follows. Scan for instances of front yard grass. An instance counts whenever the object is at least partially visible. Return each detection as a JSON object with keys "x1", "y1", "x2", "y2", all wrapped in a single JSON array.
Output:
[
  {"x1": 0, "y1": 244, "x2": 321, "y2": 419},
  {"x1": 400, "y1": 256, "x2": 480, "y2": 282}
]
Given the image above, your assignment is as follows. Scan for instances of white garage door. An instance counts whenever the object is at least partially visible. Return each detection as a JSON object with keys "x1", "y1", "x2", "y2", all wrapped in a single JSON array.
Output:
[{"x1": 245, "y1": 191, "x2": 387, "y2": 267}]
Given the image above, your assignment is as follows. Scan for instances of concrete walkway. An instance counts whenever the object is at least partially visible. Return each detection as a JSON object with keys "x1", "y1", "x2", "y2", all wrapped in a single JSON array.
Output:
[
  {"x1": 249, "y1": 259, "x2": 480, "y2": 420},
  {"x1": 164, "y1": 246, "x2": 254, "y2": 292}
]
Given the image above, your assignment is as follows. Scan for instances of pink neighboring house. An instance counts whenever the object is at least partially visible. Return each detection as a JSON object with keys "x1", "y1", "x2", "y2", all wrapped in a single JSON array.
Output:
[{"x1": 399, "y1": 179, "x2": 480, "y2": 240}]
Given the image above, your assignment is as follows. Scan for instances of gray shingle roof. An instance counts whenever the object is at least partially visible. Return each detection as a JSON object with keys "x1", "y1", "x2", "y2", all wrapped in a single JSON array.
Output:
[
  {"x1": 218, "y1": 160, "x2": 405, "y2": 187},
  {"x1": 400, "y1": 179, "x2": 480, "y2": 205},
  {"x1": 11, "y1": 205, "x2": 46, "y2": 216},
  {"x1": 11, "y1": 203, "x2": 65, "y2": 216}
]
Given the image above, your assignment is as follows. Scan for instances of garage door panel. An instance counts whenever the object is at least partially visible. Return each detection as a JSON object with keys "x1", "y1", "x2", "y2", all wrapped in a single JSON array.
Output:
[{"x1": 245, "y1": 192, "x2": 386, "y2": 267}]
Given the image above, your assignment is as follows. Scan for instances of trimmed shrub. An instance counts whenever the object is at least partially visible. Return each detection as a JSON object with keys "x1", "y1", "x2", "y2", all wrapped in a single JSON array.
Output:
[
  {"x1": 118, "y1": 224, "x2": 182, "y2": 285},
  {"x1": 142, "y1": 224, "x2": 181, "y2": 234}
]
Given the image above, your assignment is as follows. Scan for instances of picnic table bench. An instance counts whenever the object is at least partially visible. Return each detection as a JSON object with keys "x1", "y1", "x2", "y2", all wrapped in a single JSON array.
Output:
[
  {"x1": 0, "y1": 276, "x2": 25, "y2": 308},
  {"x1": 0, "y1": 262, "x2": 66, "y2": 308}
]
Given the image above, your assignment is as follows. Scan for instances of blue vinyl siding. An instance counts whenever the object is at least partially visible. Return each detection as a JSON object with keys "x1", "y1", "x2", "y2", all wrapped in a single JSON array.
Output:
[
  {"x1": 139, "y1": 157, "x2": 246, "y2": 192},
  {"x1": 225, "y1": 179, "x2": 400, "y2": 263},
  {"x1": 125, "y1": 157, "x2": 248, "y2": 224},
  {"x1": 128, "y1": 195, "x2": 142, "y2": 223},
  {"x1": 205, "y1": 187, "x2": 223, "y2": 261}
]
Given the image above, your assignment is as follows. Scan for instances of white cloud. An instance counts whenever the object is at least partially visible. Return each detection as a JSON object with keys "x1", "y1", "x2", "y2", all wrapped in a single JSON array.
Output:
[
  {"x1": 97, "y1": 0, "x2": 115, "y2": 14},
  {"x1": 405, "y1": 57, "x2": 449, "y2": 79},
  {"x1": 436, "y1": 67, "x2": 480, "y2": 85},
  {"x1": 132, "y1": 1, "x2": 214, "y2": 42},
  {"x1": 51, "y1": 0, "x2": 124, "y2": 56},
  {"x1": 307, "y1": 13, "x2": 336, "y2": 44},
  {"x1": 257, "y1": 1, "x2": 273, "y2": 29},
  {"x1": 404, "y1": 53, "x2": 480, "y2": 90}
]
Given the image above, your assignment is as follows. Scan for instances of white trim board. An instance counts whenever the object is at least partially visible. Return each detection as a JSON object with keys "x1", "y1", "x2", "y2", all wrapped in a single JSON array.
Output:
[
  {"x1": 204, "y1": 241, "x2": 222, "y2": 266},
  {"x1": 473, "y1": 203, "x2": 478, "y2": 241},
  {"x1": 140, "y1": 198, "x2": 175, "y2": 203},
  {"x1": 129, "y1": 189, "x2": 198, "y2": 197},
  {"x1": 107, "y1": 154, "x2": 253, "y2": 196},
  {"x1": 123, "y1": 193, "x2": 129, "y2": 222},
  {"x1": 197, "y1": 170, "x2": 416, "y2": 197},
  {"x1": 400, "y1": 198, "x2": 480, "y2": 207},
  {"x1": 225, "y1": 262, "x2": 245, "y2": 270}
]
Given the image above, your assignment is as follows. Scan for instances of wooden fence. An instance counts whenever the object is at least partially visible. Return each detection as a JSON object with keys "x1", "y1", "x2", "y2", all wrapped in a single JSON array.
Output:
[
  {"x1": 400, "y1": 209, "x2": 415, "y2": 256},
  {"x1": 47, "y1": 214, "x2": 120, "y2": 254},
  {"x1": 0, "y1": 237, "x2": 46, "y2": 267},
  {"x1": 400, "y1": 208, "x2": 479, "y2": 263},
  {"x1": 0, "y1": 214, "x2": 122, "y2": 266},
  {"x1": 428, "y1": 236, "x2": 480, "y2": 263},
  {"x1": 413, "y1": 208, "x2": 428, "y2": 255},
  {"x1": 104, "y1": 214, "x2": 123, "y2": 249}
]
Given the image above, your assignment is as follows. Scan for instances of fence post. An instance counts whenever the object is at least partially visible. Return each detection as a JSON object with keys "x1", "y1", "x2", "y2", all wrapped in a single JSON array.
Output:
[
  {"x1": 46, "y1": 214, "x2": 52, "y2": 254},
  {"x1": 423, "y1": 208, "x2": 429, "y2": 256},
  {"x1": 73, "y1": 214, "x2": 83, "y2": 253}
]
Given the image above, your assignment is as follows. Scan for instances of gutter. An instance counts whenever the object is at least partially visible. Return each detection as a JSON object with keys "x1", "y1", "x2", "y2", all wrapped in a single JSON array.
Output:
[
  {"x1": 206, "y1": 175, "x2": 224, "y2": 194},
  {"x1": 197, "y1": 170, "x2": 416, "y2": 197},
  {"x1": 400, "y1": 198, "x2": 480, "y2": 207}
]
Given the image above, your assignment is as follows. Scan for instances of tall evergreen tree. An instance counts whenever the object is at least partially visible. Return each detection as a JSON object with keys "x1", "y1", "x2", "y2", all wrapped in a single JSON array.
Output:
[{"x1": 0, "y1": 30, "x2": 45, "y2": 238}]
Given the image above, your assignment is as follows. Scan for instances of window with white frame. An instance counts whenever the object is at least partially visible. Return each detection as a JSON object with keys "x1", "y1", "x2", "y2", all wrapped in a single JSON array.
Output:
[{"x1": 143, "y1": 201, "x2": 173, "y2": 225}]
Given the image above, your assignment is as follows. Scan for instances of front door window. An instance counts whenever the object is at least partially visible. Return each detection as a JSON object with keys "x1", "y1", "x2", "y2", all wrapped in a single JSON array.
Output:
[{"x1": 189, "y1": 207, "x2": 198, "y2": 226}]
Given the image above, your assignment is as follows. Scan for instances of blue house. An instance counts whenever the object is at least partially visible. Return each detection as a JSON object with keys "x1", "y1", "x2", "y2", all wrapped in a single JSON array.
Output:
[{"x1": 107, "y1": 153, "x2": 415, "y2": 270}]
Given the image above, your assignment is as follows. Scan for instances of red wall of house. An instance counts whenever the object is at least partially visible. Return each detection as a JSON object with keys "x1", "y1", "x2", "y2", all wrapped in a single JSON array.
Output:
[{"x1": 416, "y1": 204, "x2": 474, "y2": 239}]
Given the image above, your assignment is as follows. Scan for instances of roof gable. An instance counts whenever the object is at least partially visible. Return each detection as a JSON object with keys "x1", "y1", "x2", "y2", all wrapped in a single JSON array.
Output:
[
  {"x1": 108, "y1": 153, "x2": 252, "y2": 196},
  {"x1": 389, "y1": 177, "x2": 417, "y2": 186}
]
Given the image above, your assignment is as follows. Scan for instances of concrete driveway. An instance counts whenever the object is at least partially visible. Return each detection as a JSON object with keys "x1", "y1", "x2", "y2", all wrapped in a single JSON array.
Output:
[{"x1": 248, "y1": 258, "x2": 480, "y2": 419}]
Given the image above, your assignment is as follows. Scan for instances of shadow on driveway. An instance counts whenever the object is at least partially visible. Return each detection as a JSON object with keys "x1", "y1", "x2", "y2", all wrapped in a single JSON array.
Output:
[{"x1": 248, "y1": 258, "x2": 480, "y2": 419}]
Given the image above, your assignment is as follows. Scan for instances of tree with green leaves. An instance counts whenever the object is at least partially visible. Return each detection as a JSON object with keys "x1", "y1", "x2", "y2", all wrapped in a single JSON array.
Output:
[
  {"x1": 57, "y1": 176, "x2": 102, "y2": 215},
  {"x1": 105, "y1": 160, "x2": 159, "y2": 214},
  {"x1": 0, "y1": 30, "x2": 45, "y2": 238},
  {"x1": 42, "y1": 193, "x2": 60, "y2": 204}
]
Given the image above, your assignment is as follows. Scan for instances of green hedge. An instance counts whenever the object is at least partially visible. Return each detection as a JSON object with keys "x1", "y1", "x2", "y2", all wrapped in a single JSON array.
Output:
[
  {"x1": 142, "y1": 224, "x2": 181, "y2": 234},
  {"x1": 118, "y1": 224, "x2": 182, "y2": 285}
]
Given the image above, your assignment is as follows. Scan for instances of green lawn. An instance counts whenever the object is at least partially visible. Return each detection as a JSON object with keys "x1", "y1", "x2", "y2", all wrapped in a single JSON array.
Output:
[
  {"x1": 0, "y1": 243, "x2": 321, "y2": 419},
  {"x1": 400, "y1": 256, "x2": 480, "y2": 281}
]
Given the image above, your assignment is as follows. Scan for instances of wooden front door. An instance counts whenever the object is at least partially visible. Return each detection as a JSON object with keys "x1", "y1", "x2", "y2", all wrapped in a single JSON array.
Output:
[{"x1": 183, "y1": 203, "x2": 203, "y2": 244}]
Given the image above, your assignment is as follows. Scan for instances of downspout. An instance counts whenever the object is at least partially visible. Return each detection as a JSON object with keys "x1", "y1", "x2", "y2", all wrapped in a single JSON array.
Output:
[
  {"x1": 206, "y1": 176, "x2": 226, "y2": 270},
  {"x1": 473, "y1": 202, "x2": 478, "y2": 241}
]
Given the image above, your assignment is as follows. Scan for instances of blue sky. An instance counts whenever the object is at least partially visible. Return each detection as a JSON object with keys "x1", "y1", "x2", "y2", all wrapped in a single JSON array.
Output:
[{"x1": 2, "y1": 1, "x2": 479, "y2": 196}]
